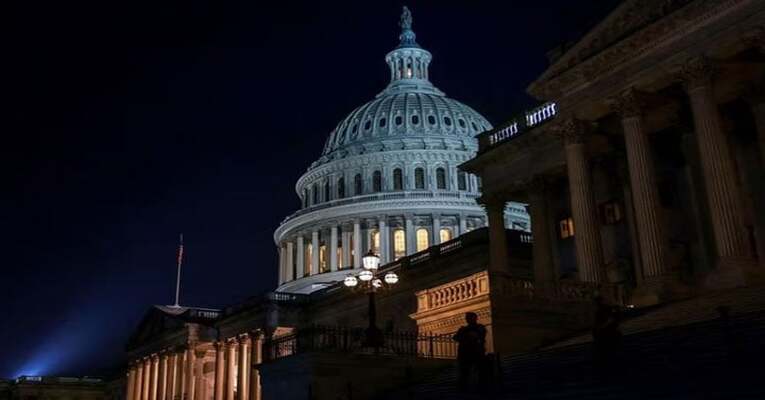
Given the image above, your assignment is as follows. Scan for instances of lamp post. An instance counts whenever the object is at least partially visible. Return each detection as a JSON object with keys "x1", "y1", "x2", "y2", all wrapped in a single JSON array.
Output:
[{"x1": 343, "y1": 250, "x2": 399, "y2": 349}]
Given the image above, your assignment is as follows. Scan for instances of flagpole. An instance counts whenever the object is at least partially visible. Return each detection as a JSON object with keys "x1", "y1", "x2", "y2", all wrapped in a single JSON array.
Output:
[{"x1": 173, "y1": 233, "x2": 184, "y2": 308}]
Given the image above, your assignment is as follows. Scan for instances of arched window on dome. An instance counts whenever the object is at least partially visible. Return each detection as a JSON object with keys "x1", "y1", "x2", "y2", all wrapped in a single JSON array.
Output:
[
  {"x1": 373, "y1": 171, "x2": 382, "y2": 193},
  {"x1": 436, "y1": 168, "x2": 447, "y2": 190},
  {"x1": 411, "y1": 115, "x2": 419, "y2": 125},
  {"x1": 395, "y1": 116, "x2": 403, "y2": 126},
  {"x1": 324, "y1": 180, "x2": 331, "y2": 202},
  {"x1": 393, "y1": 168, "x2": 403, "y2": 191},
  {"x1": 393, "y1": 229, "x2": 406, "y2": 260},
  {"x1": 354, "y1": 173, "x2": 363, "y2": 195},
  {"x1": 458, "y1": 119, "x2": 466, "y2": 128},
  {"x1": 313, "y1": 183, "x2": 320, "y2": 204},
  {"x1": 337, "y1": 177, "x2": 345, "y2": 199},
  {"x1": 428, "y1": 115, "x2": 436, "y2": 125},
  {"x1": 444, "y1": 116, "x2": 452, "y2": 126},
  {"x1": 440, "y1": 228, "x2": 453, "y2": 243},
  {"x1": 379, "y1": 118, "x2": 386, "y2": 128},
  {"x1": 414, "y1": 168, "x2": 425, "y2": 189},
  {"x1": 416, "y1": 228, "x2": 429, "y2": 252},
  {"x1": 364, "y1": 120, "x2": 371, "y2": 131},
  {"x1": 458, "y1": 171, "x2": 467, "y2": 191}
]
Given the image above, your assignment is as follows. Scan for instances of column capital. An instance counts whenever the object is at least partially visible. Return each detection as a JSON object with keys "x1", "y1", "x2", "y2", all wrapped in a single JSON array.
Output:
[
  {"x1": 608, "y1": 88, "x2": 647, "y2": 119},
  {"x1": 238, "y1": 333, "x2": 252, "y2": 345},
  {"x1": 678, "y1": 56, "x2": 716, "y2": 91},
  {"x1": 552, "y1": 118, "x2": 593, "y2": 146}
]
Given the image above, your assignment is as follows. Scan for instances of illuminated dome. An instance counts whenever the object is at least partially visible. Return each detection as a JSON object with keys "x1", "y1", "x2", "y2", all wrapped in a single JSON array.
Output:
[{"x1": 274, "y1": 7, "x2": 528, "y2": 294}]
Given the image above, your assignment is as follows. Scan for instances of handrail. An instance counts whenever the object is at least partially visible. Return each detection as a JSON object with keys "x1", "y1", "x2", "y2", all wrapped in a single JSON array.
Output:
[{"x1": 476, "y1": 102, "x2": 557, "y2": 153}]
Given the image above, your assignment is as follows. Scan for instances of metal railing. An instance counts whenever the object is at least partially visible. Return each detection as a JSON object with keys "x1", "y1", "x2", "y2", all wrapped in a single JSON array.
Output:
[
  {"x1": 476, "y1": 102, "x2": 557, "y2": 153},
  {"x1": 263, "y1": 325, "x2": 457, "y2": 362}
]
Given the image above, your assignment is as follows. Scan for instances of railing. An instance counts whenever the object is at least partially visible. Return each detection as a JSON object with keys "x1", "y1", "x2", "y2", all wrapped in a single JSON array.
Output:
[
  {"x1": 283, "y1": 191, "x2": 480, "y2": 223},
  {"x1": 416, "y1": 271, "x2": 490, "y2": 314},
  {"x1": 223, "y1": 291, "x2": 311, "y2": 315},
  {"x1": 263, "y1": 326, "x2": 457, "y2": 362},
  {"x1": 476, "y1": 102, "x2": 558, "y2": 153}
]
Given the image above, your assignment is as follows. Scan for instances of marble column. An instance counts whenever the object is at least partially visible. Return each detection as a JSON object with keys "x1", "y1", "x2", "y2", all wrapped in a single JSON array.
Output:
[
  {"x1": 612, "y1": 89, "x2": 670, "y2": 282},
  {"x1": 225, "y1": 341, "x2": 236, "y2": 400},
  {"x1": 184, "y1": 348, "x2": 195, "y2": 400},
  {"x1": 353, "y1": 221, "x2": 362, "y2": 268},
  {"x1": 214, "y1": 342, "x2": 225, "y2": 400},
  {"x1": 405, "y1": 216, "x2": 415, "y2": 255},
  {"x1": 237, "y1": 336, "x2": 250, "y2": 400},
  {"x1": 192, "y1": 352, "x2": 204, "y2": 400},
  {"x1": 330, "y1": 226, "x2": 339, "y2": 271},
  {"x1": 249, "y1": 333, "x2": 263, "y2": 400},
  {"x1": 157, "y1": 354, "x2": 168, "y2": 400},
  {"x1": 135, "y1": 363, "x2": 144, "y2": 400},
  {"x1": 432, "y1": 215, "x2": 441, "y2": 245},
  {"x1": 486, "y1": 198, "x2": 509, "y2": 272},
  {"x1": 142, "y1": 358, "x2": 151, "y2": 400},
  {"x1": 559, "y1": 118, "x2": 605, "y2": 282},
  {"x1": 177, "y1": 352, "x2": 186, "y2": 400},
  {"x1": 169, "y1": 352, "x2": 180, "y2": 400},
  {"x1": 277, "y1": 245, "x2": 286, "y2": 285},
  {"x1": 150, "y1": 355, "x2": 159, "y2": 400},
  {"x1": 284, "y1": 241, "x2": 295, "y2": 282},
  {"x1": 682, "y1": 57, "x2": 753, "y2": 276},
  {"x1": 311, "y1": 231, "x2": 320, "y2": 275},
  {"x1": 126, "y1": 367, "x2": 136, "y2": 400},
  {"x1": 341, "y1": 229, "x2": 351, "y2": 268},
  {"x1": 528, "y1": 178, "x2": 555, "y2": 282},
  {"x1": 296, "y1": 236, "x2": 305, "y2": 279},
  {"x1": 379, "y1": 217, "x2": 389, "y2": 263}
]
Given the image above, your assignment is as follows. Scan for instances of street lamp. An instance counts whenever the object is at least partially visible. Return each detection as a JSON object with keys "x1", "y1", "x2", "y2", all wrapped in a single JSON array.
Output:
[{"x1": 343, "y1": 250, "x2": 399, "y2": 349}]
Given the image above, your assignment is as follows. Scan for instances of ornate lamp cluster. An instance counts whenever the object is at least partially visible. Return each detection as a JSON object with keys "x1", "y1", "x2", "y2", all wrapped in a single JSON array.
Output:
[{"x1": 343, "y1": 250, "x2": 399, "y2": 290}]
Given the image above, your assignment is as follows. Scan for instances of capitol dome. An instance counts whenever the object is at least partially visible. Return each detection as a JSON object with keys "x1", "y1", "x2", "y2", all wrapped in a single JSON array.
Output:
[{"x1": 274, "y1": 7, "x2": 529, "y2": 294}]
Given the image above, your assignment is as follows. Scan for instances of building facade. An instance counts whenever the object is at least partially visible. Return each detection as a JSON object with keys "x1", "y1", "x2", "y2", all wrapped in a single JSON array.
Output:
[{"x1": 273, "y1": 7, "x2": 528, "y2": 294}]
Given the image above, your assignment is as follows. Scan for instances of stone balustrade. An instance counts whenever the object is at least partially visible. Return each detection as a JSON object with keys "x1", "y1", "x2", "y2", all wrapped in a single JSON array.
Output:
[{"x1": 416, "y1": 271, "x2": 490, "y2": 313}]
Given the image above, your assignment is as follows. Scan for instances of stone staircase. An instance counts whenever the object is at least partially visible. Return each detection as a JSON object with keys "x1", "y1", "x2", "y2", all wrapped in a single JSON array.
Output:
[{"x1": 384, "y1": 287, "x2": 765, "y2": 400}]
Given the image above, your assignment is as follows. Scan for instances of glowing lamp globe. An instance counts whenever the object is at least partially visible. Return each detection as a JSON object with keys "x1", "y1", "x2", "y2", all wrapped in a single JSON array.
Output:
[
  {"x1": 362, "y1": 250, "x2": 380, "y2": 270},
  {"x1": 372, "y1": 278, "x2": 383, "y2": 289},
  {"x1": 359, "y1": 270, "x2": 374, "y2": 281},
  {"x1": 384, "y1": 271, "x2": 399, "y2": 285},
  {"x1": 344, "y1": 275, "x2": 358, "y2": 287}
]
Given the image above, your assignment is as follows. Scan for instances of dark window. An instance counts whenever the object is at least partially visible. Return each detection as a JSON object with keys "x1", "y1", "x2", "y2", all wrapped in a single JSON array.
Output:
[
  {"x1": 373, "y1": 171, "x2": 382, "y2": 192},
  {"x1": 428, "y1": 115, "x2": 436, "y2": 125},
  {"x1": 458, "y1": 172, "x2": 467, "y2": 191},
  {"x1": 354, "y1": 174, "x2": 363, "y2": 195},
  {"x1": 324, "y1": 181, "x2": 331, "y2": 202},
  {"x1": 444, "y1": 116, "x2": 452, "y2": 126},
  {"x1": 337, "y1": 177, "x2": 345, "y2": 199},
  {"x1": 379, "y1": 118, "x2": 386, "y2": 127},
  {"x1": 458, "y1": 119, "x2": 466, "y2": 128},
  {"x1": 411, "y1": 115, "x2": 419, "y2": 125},
  {"x1": 414, "y1": 168, "x2": 425, "y2": 189},
  {"x1": 471, "y1": 122, "x2": 478, "y2": 131},
  {"x1": 393, "y1": 168, "x2": 403, "y2": 190},
  {"x1": 436, "y1": 168, "x2": 446, "y2": 189},
  {"x1": 313, "y1": 184, "x2": 319, "y2": 204},
  {"x1": 303, "y1": 188, "x2": 309, "y2": 207},
  {"x1": 364, "y1": 120, "x2": 371, "y2": 130},
  {"x1": 352, "y1": 124, "x2": 358, "y2": 133},
  {"x1": 395, "y1": 116, "x2": 403, "y2": 126}
]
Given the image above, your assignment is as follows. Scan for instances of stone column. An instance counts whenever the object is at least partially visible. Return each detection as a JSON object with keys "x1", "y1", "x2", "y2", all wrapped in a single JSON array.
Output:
[
  {"x1": 296, "y1": 236, "x2": 305, "y2": 279},
  {"x1": 528, "y1": 178, "x2": 555, "y2": 282},
  {"x1": 225, "y1": 341, "x2": 236, "y2": 400},
  {"x1": 277, "y1": 244, "x2": 286, "y2": 285},
  {"x1": 379, "y1": 217, "x2": 389, "y2": 263},
  {"x1": 184, "y1": 347, "x2": 196, "y2": 400},
  {"x1": 353, "y1": 221, "x2": 362, "y2": 268},
  {"x1": 192, "y1": 352, "x2": 205, "y2": 400},
  {"x1": 285, "y1": 241, "x2": 294, "y2": 281},
  {"x1": 170, "y1": 352, "x2": 180, "y2": 400},
  {"x1": 237, "y1": 336, "x2": 250, "y2": 400},
  {"x1": 682, "y1": 57, "x2": 753, "y2": 278},
  {"x1": 214, "y1": 342, "x2": 225, "y2": 400},
  {"x1": 142, "y1": 358, "x2": 151, "y2": 400},
  {"x1": 486, "y1": 198, "x2": 509, "y2": 272},
  {"x1": 611, "y1": 89, "x2": 671, "y2": 284},
  {"x1": 126, "y1": 366, "x2": 136, "y2": 400},
  {"x1": 330, "y1": 226, "x2": 339, "y2": 271},
  {"x1": 177, "y1": 352, "x2": 186, "y2": 400},
  {"x1": 341, "y1": 229, "x2": 351, "y2": 268},
  {"x1": 405, "y1": 216, "x2": 415, "y2": 255},
  {"x1": 157, "y1": 354, "x2": 168, "y2": 400},
  {"x1": 559, "y1": 118, "x2": 605, "y2": 282},
  {"x1": 432, "y1": 215, "x2": 441, "y2": 245},
  {"x1": 458, "y1": 215, "x2": 467, "y2": 236},
  {"x1": 135, "y1": 363, "x2": 144, "y2": 400},
  {"x1": 311, "y1": 231, "x2": 319, "y2": 275},
  {"x1": 249, "y1": 332, "x2": 263, "y2": 400}
]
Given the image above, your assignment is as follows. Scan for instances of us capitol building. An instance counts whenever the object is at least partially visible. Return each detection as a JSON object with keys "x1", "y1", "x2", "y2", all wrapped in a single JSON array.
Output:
[{"x1": 273, "y1": 8, "x2": 528, "y2": 294}]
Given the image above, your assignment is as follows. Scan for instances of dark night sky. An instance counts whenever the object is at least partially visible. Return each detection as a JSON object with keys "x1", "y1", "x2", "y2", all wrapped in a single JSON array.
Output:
[{"x1": 2, "y1": 0, "x2": 622, "y2": 379}]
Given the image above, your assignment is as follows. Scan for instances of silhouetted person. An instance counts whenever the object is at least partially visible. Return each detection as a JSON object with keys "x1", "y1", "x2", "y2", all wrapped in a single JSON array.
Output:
[
  {"x1": 453, "y1": 312, "x2": 487, "y2": 390},
  {"x1": 592, "y1": 295, "x2": 622, "y2": 372}
]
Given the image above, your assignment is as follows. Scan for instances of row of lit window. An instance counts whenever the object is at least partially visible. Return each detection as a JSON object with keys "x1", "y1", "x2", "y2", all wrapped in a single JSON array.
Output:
[
  {"x1": 303, "y1": 168, "x2": 471, "y2": 207},
  {"x1": 558, "y1": 201, "x2": 623, "y2": 239}
]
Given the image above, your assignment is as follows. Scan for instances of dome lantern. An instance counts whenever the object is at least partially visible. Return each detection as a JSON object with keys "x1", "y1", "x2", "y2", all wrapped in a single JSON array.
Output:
[{"x1": 383, "y1": 7, "x2": 437, "y2": 96}]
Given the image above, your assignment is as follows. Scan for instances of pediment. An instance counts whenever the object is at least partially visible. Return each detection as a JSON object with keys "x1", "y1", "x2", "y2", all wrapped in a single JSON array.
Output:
[{"x1": 127, "y1": 306, "x2": 188, "y2": 350}]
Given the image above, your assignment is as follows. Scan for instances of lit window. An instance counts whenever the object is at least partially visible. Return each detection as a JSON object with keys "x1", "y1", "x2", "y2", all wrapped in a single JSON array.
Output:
[
  {"x1": 349, "y1": 236, "x2": 355, "y2": 267},
  {"x1": 305, "y1": 244, "x2": 313, "y2": 275},
  {"x1": 373, "y1": 171, "x2": 382, "y2": 192},
  {"x1": 393, "y1": 168, "x2": 403, "y2": 191},
  {"x1": 436, "y1": 168, "x2": 446, "y2": 189},
  {"x1": 458, "y1": 172, "x2": 467, "y2": 191},
  {"x1": 371, "y1": 230, "x2": 380, "y2": 255},
  {"x1": 337, "y1": 246, "x2": 343, "y2": 269},
  {"x1": 601, "y1": 201, "x2": 623, "y2": 225},
  {"x1": 354, "y1": 173, "x2": 363, "y2": 195},
  {"x1": 559, "y1": 217, "x2": 575, "y2": 239},
  {"x1": 319, "y1": 245, "x2": 328, "y2": 272},
  {"x1": 416, "y1": 228, "x2": 429, "y2": 252},
  {"x1": 393, "y1": 229, "x2": 406, "y2": 260},
  {"x1": 414, "y1": 168, "x2": 425, "y2": 189},
  {"x1": 440, "y1": 228, "x2": 452, "y2": 243}
]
